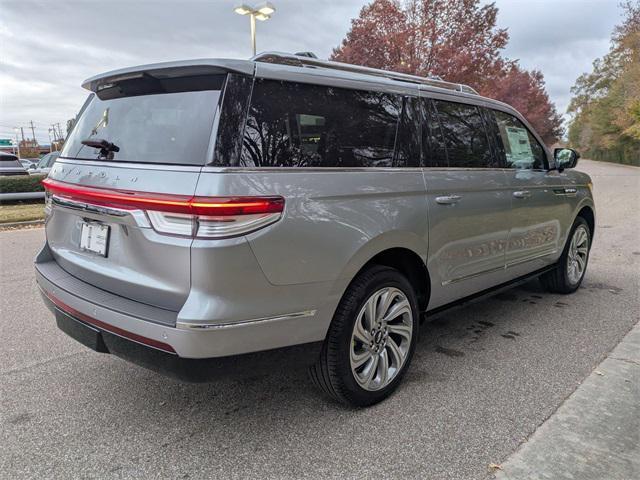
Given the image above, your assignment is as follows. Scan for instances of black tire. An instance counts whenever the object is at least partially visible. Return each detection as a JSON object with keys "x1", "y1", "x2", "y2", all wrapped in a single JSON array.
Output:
[
  {"x1": 540, "y1": 216, "x2": 591, "y2": 294},
  {"x1": 309, "y1": 265, "x2": 419, "y2": 407}
]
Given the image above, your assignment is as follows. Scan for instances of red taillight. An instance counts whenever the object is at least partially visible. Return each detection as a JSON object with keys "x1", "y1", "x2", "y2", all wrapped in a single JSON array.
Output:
[
  {"x1": 41, "y1": 178, "x2": 284, "y2": 216},
  {"x1": 44, "y1": 290, "x2": 176, "y2": 353},
  {"x1": 42, "y1": 178, "x2": 284, "y2": 238}
]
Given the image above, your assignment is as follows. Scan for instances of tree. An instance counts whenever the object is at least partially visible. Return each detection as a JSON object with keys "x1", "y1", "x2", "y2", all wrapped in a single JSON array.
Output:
[
  {"x1": 331, "y1": 0, "x2": 563, "y2": 144},
  {"x1": 568, "y1": 1, "x2": 640, "y2": 164},
  {"x1": 491, "y1": 65, "x2": 564, "y2": 143}
]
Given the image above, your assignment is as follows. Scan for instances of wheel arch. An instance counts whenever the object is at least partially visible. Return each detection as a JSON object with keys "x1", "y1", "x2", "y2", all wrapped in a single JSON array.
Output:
[
  {"x1": 576, "y1": 205, "x2": 595, "y2": 241},
  {"x1": 333, "y1": 235, "x2": 431, "y2": 315},
  {"x1": 361, "y1": 248, "x2": 431, "y2": 314}
]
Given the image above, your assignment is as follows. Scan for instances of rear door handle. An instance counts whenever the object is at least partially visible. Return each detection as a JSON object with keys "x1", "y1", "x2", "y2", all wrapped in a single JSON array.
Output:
[
  {"x1": 513, "y1": 190, "x2": 531, "y2": 199},
  {"x1": 435, "y1": 194, "x2": 463, "y2": 205}
]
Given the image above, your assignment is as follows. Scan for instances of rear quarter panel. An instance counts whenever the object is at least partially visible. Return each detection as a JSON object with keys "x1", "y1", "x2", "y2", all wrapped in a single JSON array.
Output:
[{"x1": 194, "y1": 169, "x2": 430, "y2": 286}]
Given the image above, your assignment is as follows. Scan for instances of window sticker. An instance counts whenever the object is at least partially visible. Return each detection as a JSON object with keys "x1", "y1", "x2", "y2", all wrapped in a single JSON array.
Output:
[{"x1": 505, "y1": 126, "x2": 533, "y2": 164}]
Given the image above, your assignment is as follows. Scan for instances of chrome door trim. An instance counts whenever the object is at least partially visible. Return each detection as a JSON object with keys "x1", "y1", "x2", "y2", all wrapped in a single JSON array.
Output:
[
  {"x1": 553, "y1": 187, "x2": 578, "y2": 196},
  {"x1": 435, "y1": 194, "x2": 463, "y2": 205},
  {"x1": 512, "y1": 190, "x2": 532, "y2": 199},
  {"x1": 505, "y1": 249, "x2": 558, "y2": 268},
  {"x1": 441, "y1": 265, "x2": 506, "y2": 286},
  {"x1": 175, "y1": 309, "x2": 317, "y2": 330}
]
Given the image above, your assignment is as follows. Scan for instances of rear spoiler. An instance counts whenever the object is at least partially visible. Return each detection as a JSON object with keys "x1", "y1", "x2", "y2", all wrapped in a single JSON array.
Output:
[{"x1": 81, "y1": 59, "x2": 255, "y2": 93}]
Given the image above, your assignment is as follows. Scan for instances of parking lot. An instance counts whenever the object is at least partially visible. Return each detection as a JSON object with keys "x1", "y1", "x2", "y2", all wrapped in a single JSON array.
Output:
[{"x1": 1, "y1": 159, "x2": 638, "y2": 479}]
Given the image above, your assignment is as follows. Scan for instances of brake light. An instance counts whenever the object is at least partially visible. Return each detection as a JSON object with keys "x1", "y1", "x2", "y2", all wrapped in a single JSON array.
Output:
[{"x1": 42, "y1": 178, "x2": 284, "y2": 238}]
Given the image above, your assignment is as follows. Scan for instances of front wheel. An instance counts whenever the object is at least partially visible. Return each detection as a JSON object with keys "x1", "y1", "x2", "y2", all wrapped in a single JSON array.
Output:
[
  {"x1": 309, "y1": 265, "x2": 419, "y2": 407},
  {"x1": 540, "y1": 217, "x2": 591, "y2": 294}
]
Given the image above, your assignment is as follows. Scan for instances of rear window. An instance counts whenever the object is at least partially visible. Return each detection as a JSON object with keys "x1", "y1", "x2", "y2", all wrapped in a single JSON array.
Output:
[
  {"x1": 62, "y1": 75, "x2": 224, "y2": 165},
  {"x1": 0, "y1": 157, "x2": 22, "y2": 168},
  {"x1": 237, "y1": 79, "x2": 406, "y2": 168}
]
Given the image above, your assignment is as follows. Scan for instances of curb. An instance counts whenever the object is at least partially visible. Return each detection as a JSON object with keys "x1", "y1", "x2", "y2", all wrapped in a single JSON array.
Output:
[
  {"x1": 0, "y1": 219, "x2": 45, "y2": 229},
  {"x1": 494, "y1": 320, "x2": 640, "y2": 479}
]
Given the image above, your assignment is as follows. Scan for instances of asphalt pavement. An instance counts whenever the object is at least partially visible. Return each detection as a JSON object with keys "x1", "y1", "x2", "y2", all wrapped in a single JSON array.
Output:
[{"x1": 1, "y1": 160, "x2": 639, "y2": 479}]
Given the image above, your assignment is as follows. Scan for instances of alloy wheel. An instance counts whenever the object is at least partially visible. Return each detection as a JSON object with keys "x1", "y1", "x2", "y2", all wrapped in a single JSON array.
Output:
[
  {"x1": 567, "y1": 225, "x2": 589, "y2": 285},
  {"x1": 349, "y1": 287, "x2": 413, "y2": 391}
]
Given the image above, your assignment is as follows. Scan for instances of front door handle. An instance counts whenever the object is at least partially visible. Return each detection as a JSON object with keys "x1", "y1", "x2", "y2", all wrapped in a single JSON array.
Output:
[
  {"x1": 513, "y1": 190, "x2": 532, "y2": 199},
  {"x1": 435, "y1": 194, "x2": 463, "y2": 205}
]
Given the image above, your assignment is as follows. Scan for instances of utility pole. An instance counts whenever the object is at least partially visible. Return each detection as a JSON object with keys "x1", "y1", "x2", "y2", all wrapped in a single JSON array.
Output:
[
  {"x1": 20, "y1": 127, "x2": 25, "y2": 142},
  {"x1": 50, "y1": 124, "x2": 58, "y2": 142},
  {"x1": 29, "y1": 120, "x2": 37, "y2": 143},
  {"x1": 55, "y1": 123, "x2": 64, "y2": 142}
]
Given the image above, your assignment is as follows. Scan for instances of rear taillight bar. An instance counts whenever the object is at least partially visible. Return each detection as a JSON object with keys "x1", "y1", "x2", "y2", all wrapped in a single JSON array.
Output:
[
  {"x1": 41, "y1": 178, "x2": 284, "y2": 216},
  {"x1": 42, "y1": 178, "x2": 285, "y2": 239}
]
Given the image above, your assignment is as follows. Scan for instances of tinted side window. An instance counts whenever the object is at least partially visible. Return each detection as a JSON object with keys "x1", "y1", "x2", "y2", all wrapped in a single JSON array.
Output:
[
  {"x1": 240, "y1": 79, "x2": 405, "y2": 167},
  {"x1": 395, "y1": 96, "x2": 421, "y2": 167},
  {"x1": 213, "y1": 74, "x2": 254, "y2": 166},
  {"x1": 421, "y1": 99, "x2": 448, "y2": 167},
  {"x1": 493, "y1": 110, "x2": 545, "y2": 169},
  {"x1": 433, "y1": 100, "x2": 495, "y2": 168}
]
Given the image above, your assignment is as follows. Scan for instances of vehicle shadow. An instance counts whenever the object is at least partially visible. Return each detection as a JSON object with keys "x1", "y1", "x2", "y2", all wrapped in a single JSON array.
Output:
[{"x1": 110, "y1": 278, "x2": 548, "y2": 421}]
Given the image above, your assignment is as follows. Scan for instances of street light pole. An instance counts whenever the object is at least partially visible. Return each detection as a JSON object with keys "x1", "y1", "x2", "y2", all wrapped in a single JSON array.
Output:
[
  {"x1": 13, "y1": 128, "x2": 20, "y2": 158},
  {"x1": 234, "y1": 2, "x2": 276, "y2": 56},
  {"x1": 250, "y1": 12, "x2": 256, "y2": 56}
]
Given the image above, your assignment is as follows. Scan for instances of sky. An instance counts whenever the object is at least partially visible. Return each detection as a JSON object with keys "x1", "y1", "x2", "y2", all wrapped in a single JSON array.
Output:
[{"x1": 0, "y1": 0, "x2": 623, "y2": 144}]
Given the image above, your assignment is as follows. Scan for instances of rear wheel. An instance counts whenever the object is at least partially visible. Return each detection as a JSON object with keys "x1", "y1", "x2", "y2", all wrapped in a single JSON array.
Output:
[
  {"x1": 309, "y1": 265, "x2": 419, "y2": 407},
  {"x1": 540, "y1": 217, "x2": 591, "y2": 294}
]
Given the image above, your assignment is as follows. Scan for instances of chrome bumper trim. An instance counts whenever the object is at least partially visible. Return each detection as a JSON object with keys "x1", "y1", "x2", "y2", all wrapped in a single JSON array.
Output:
[{"x1": 175, "y1": 310, "x2": 317, "y2": 330}]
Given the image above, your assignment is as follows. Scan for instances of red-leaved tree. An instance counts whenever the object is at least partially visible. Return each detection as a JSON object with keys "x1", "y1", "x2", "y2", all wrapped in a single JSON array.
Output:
[
  {"x1": 491, "y1": 65, "x2": 564, "y2": 143},
  {"x1": 331, "y1": 0, "x2": 563, "y2": 143}
]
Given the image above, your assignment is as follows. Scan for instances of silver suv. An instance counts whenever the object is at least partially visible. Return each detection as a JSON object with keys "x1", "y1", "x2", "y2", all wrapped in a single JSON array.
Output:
[{"x1": 36, "y1": 53, "x2": 595, "y2": 406}]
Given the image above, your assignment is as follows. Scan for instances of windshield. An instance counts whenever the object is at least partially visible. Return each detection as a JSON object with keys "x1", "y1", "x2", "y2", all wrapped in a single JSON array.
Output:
[
  {"x1": 62, "y1": 76, "x2": 224, "y2": 165},
  {"x1": 38, "y1": 153, "x2": 53, "y2": 168}
]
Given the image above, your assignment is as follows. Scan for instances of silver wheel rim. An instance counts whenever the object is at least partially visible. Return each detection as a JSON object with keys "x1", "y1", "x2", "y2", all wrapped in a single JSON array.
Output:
[
  {"x1": 349, "y1": 287, "x2": 413, "y2": 391},
  {"x1": 567, "y1": 225, "x2": 589, "y2": 285}
]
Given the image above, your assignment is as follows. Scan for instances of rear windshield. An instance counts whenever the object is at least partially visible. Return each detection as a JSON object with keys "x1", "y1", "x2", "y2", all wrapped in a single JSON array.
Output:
[{"x1": 62, "y1": 75, "x2": 224, "y2": 166}]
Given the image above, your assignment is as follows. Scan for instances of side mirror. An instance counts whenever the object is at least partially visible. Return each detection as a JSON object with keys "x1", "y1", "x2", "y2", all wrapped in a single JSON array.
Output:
[{"x1": 554, "y1": 148, "x2": 580, "y2": 171}]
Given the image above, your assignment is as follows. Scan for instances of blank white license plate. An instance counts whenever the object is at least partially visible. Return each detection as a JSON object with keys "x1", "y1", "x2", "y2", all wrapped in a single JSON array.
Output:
[{"x1": 80, "y1": 222, "x2": 110, "y2": 257}]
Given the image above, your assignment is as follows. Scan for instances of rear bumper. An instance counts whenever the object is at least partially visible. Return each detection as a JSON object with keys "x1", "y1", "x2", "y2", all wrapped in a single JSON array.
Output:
[
  {"x1": 52, "y1": 306, "x2": 322, "y2": 382},
  {"x1": 35, "y1": 255, "x2": 327, "y2": 361}
]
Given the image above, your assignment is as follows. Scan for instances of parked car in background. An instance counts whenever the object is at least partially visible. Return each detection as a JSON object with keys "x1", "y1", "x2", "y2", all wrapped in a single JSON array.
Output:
[
  {"x1": 19, "y1": 158, "x2": 38, "y2": 170},
  {"x1": 31, "y1": 151, "x2": 60, "y2": 175},
  {"x1": 36, "y1": 53, "x2": 595, "y2": 407},
  {"x1": 0, "y1": 152, "x2": 29, "y2": 176}
]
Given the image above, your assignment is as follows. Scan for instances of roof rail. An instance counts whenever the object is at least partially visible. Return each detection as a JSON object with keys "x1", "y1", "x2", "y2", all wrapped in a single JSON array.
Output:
[{"x1": 251, "y1": 51, "x2": 479, "y2": 95}]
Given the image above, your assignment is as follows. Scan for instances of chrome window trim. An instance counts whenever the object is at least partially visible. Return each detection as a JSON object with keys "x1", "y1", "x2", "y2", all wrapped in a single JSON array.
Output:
[
  {"x1": 56, "y1": 158, "x2": 204, "y2": 172},
  {"x1": 55, "y1": 159, "x2": 521, "y2": 174},
  {"x1": 200, "y1": 166, "x2": 515, "y2": 173}
]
